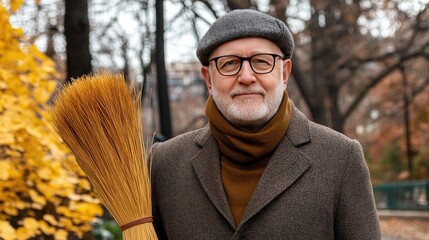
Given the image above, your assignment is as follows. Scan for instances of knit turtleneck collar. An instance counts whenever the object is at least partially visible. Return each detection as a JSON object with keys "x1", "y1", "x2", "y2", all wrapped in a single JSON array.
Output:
[{"x1": 205, "y1": 91, "x2": 292, "y2": 164}]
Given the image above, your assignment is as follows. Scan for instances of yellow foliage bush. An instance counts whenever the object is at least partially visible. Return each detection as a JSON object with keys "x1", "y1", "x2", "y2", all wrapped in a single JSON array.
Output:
[{"x1": 0, "y1": 2, "x2": 102, "y2": 239}]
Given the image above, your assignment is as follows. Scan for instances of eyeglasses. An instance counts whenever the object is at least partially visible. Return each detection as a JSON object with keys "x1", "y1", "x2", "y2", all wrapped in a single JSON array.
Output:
[{"x1": 209, "y1": 53, "x2": 284, "y2": 76}]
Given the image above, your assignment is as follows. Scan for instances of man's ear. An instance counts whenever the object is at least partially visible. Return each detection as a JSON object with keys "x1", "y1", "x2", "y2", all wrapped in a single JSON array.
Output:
[
  {"x1": 282, "y1": 59, "x2": 292, "y2": 90},
  {"x1": 201, "y1": 66, "x2": 212, "y2": 95}
]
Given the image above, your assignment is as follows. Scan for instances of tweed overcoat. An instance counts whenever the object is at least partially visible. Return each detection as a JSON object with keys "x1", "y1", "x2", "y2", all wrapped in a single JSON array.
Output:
[{"x1": 150, "y1": 106, "x2": 381, "y2": 240}]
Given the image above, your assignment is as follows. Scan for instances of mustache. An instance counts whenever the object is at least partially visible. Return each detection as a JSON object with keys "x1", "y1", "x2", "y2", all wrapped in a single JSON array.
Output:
[{"x1": 230, "y1": 87, "x2": 266, "y2": 97}]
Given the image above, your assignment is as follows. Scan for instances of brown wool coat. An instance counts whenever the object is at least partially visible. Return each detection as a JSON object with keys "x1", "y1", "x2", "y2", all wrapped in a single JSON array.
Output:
[{"x1": 150, "y1": 106, "x2": 381, "y2": 240}]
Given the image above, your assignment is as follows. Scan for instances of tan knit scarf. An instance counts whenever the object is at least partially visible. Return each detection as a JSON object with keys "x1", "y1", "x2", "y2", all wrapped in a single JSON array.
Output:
[{"x1": 205, "y1": 91, "x2": 292, "y2": 164}]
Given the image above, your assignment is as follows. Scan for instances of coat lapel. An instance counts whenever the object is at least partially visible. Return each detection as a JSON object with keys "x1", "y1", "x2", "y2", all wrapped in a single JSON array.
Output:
[
  {"x1": 190, "y1": 106, "x2": 312, "y2": 230},
  {"x1": 239, "y1": 106, "x2": 312, "y2": 229},
  {"x1": 190, "y1": 126, "x2": 235, "y2": 228}
]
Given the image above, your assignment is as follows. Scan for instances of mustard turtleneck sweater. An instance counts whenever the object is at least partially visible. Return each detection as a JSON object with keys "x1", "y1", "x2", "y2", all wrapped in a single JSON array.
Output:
[{"x1": 205, "y1": 91, "x2": 292, "y2": 226}]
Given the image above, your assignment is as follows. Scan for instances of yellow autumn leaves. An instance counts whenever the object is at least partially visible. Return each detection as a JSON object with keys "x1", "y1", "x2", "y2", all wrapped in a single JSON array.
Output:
[
  {"x1": 0, "y1": 217, "x2": 68, "y2": 239},
  {"x1": 1, "y1": 1, "x2": 103, "y2": 239}
]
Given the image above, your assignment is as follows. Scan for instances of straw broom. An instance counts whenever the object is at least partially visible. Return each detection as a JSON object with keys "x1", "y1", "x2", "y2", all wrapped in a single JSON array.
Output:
[{"x1": 50, "y1": 72, "x2": 157, "y2": 239}]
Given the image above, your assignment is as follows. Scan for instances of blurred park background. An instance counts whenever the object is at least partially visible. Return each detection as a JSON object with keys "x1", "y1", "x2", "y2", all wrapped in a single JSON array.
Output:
[{"x1": 1, "y1": 0, "x2": 429, "y2": 239}]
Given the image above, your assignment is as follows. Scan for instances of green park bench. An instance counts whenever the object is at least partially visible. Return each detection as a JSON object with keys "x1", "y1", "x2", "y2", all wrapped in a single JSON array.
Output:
[{"x1": 374, "y1": 180, "x2": 429, "y2": 211}]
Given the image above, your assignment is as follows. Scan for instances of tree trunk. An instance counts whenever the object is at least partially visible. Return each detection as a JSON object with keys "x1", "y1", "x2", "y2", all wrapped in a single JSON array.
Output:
[
  {"x1": 308, "y1": 0, "x2": 332, "y2": 126},
  {"x1": 64, "y1": 0, "x2": 92, "y2": 84},
  {"x1": 328, "y1": 84, "x2": 344, "y2": 132},
  {"x1": 156, "y1": 0, "x2": 172, "y2": 139},
  {"x1": 307, "y1": 0, "x2": 353, "y2": 131},
  {"x1": 120, "y1": 38, "x2": 130, "y2": 83},
  {"x1": 226, "y1": 0, "x2": 253, "y2": 10}
]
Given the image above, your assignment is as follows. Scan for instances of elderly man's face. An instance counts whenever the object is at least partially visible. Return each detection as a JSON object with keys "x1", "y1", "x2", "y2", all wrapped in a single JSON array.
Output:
[{"x1": 201, "y1": 37, "x2": 292, "y2": 131}]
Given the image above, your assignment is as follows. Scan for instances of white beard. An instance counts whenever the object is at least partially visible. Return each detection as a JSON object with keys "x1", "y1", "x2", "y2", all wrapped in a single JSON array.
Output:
[{"x1": 212, "y1": 82, "x2": 284, "y2": 128}]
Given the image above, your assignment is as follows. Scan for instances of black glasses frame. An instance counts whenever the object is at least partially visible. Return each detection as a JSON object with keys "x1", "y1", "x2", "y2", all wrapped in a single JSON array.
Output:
[{"x1": 209, "y1": 53, "x2": 284, "y2": 76}]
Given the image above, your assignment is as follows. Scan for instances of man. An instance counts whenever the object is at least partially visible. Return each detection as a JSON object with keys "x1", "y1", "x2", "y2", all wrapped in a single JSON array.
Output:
[{"x1": 150, "y1": 9, "x2": 381, "y2": 239}]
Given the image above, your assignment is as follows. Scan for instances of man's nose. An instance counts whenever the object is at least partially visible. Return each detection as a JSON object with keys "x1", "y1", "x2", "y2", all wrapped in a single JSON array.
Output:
[{"x1": 237, "y1": 60, "x2": 256, "y2": 84}]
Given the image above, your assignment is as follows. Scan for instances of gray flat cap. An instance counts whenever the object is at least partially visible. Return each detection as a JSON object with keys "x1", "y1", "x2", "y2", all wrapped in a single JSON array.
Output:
[{"x1": 196, "y1": 9, "x2": 295, "y2": 66}]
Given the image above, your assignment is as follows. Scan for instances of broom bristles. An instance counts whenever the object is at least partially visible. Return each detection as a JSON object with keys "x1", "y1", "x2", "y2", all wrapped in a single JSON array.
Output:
[{"x1": 50, "y1": 73, "x2": 157, "y2": 239}]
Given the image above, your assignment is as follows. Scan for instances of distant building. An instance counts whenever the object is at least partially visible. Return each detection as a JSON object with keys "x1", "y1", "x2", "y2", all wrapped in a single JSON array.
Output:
[
  {"x1": 167, "y1": 61, "x2": 201, "y2": 87},
  {"x1": 166, "y1": 61, "x2": 206, "y2": 101}
]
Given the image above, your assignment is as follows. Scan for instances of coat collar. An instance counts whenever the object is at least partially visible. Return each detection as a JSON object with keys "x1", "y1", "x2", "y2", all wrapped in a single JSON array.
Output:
[{"x1": 191, "y1": 104, "x2": 312, "y2": 230}]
